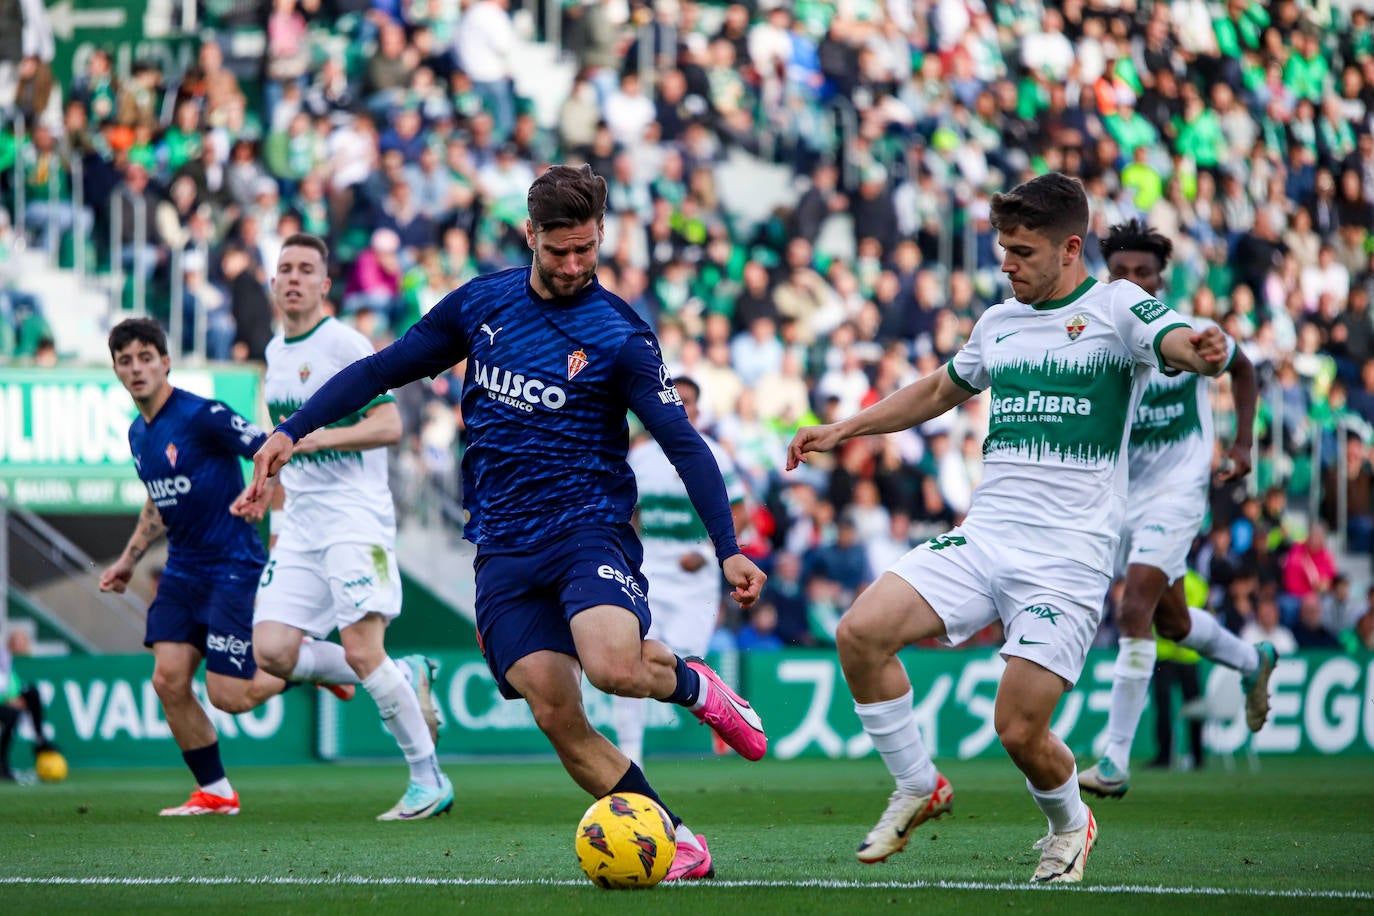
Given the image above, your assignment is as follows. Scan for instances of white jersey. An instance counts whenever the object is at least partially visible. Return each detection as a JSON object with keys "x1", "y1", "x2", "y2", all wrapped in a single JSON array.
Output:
[
  {"x1": 1127, "y1": 317, "x2": 1236, "y2": 503},
  {"x1": 629, "y1": 433, "x2": 747, "y2": 592},
  {"x1": 265, "y1": 317, "x2": 397, "y2": 551},
  {"x1": 948, "y1": 277, "x2": 1190, "y2": 573}
]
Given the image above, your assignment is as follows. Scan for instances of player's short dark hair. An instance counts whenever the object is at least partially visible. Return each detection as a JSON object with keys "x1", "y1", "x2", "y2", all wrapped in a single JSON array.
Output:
[
  {"x1": 1100, "y1": 219, "x2": 1174, "y2": 271},
  {"x1": 989, "y1": 172, "x2": 1089, "y2": 243},
  {"x1": 527, "y1": 164, "x2": 608, "y2": 232},
  {"x1": 108, "y1": 317, "x2": 167, "y2": 357},
  {"x1": 674, "y1": 375, "x2": 701, "y2": 400},
  {"x1": 280, "y1": 232, "x2": 330, "y2": 264}
]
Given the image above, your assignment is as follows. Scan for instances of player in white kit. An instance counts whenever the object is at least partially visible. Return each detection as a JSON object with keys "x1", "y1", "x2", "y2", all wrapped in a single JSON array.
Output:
[
  {"x1": 1078, "y1": 220, "x2": 1277, "y2": 800},
  {"x1": 232, "y1": 233, "x2": 452, "y2": 820},
  {"x1": 787, "y1": 174, "x2": 1230, "y2": 883},
  {"x1": 614, "y1": 377, "x2": 749, "y2": 766}
]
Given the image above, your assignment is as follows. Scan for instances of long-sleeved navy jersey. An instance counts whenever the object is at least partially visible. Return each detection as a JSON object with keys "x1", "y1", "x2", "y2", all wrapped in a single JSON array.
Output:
[
  {"x1": 128, "y1": 388, "x2": 268, "y2": 577},
  {"x1": 279, "y1": 269, "x2": 740, "y2": 559}
]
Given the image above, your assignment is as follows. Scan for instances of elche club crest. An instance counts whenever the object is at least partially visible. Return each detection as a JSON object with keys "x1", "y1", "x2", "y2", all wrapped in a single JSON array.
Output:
[
  {"x1": 1066, "y1": 314, "x2": 1088, "y2": 340},
  {"x1": 568, "y1": 348, "x2": 588, "y2": 379},
  {"x1": 299, "y1": 363, "x2": 312, "y2": 383}
]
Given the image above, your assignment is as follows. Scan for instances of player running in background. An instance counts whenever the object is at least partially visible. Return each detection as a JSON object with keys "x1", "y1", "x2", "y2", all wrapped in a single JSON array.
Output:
[
  {"x1": 0, "y1": 627, "x2": 62, "y2": 781},
  {"x1": 787, "y1": 173, "x2": 1229, "y2": 883},
  {"x1": 1078, "y1": 220, "x2": 1277, "y2": 799},
  {"x1": 231, "y1": 233, "x2": 450, "y2": 821},
  {"x1": 615, "y1": 376, "x2": 750, "y2": 766},
  {"x1": 247, "y1": 166, "x2": 768, "y2": 879},
  {"x1": 99, "y1": 318, "x2": 304, "y2": 815}
]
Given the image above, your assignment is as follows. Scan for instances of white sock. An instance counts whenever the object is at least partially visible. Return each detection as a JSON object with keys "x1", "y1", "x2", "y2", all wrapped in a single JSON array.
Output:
[
  {"x1": 291, "y1": 639, "x2": 361, "y2": 685},
  {"x1": 1179, "y1": 607, "x2": 1260, "y2": 676},
  {"x1": 1027, "y1": 770, "x2": 1088, "y2": 834},
  {"x1": 854, "y1": 690, "x2": 939, "y2": 795},
  {"x1": 674, "y1": 822, "x2": 701, "y2": 851},
  {"x1": 362, "y1": 658, "x2": 443, "y2": 789},
  {"x1": 1104, "y1": 637, "x2": 1156, "y2": 772},
  {"x1": 612, "y1": 695, "x2": 646, "y2": 768},
  {"x1": 201, "y1": 777, "x2": 234, "y2": 797}
]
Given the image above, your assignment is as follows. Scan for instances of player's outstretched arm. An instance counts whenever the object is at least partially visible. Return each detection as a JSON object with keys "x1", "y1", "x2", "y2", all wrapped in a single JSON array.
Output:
[
  {"x1": 99, "y1": 498, "x2": 165, "y2": 593},
  {"x1": 1160, "y1": 325, "x2": 1228, "y2": 377},
  {"x1": 1218, "y1": 347, "x2": 1258, "y2": 481},
  {"x1": 786, "y1": 364, "x2": 973, "y2": 470}
]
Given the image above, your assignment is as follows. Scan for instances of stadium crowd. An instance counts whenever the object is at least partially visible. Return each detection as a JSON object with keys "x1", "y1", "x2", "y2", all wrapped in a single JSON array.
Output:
[{"x1": 2, "y1": 0, "x2": 1373, "y2": 657}]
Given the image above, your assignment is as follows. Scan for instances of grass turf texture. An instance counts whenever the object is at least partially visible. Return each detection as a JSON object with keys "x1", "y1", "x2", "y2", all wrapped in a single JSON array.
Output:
[{"x1": 2, "y1": 756, "x2": 1370, "y2": 915}]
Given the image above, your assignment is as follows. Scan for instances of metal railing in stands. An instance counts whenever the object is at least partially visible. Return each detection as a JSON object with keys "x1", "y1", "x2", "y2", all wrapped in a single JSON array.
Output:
[
  {"x1": 10, "y1": 112, "x2": 25, "y2": 248},
  {"x1": 168, "y1": 242, "x2": 183, "y2": 359},
  {"x1": 70, "y1": 152, "x2": 85, "y2": 280},
  {"x1": 108, "y1": 188, "x2": 148, "y2": 318}
]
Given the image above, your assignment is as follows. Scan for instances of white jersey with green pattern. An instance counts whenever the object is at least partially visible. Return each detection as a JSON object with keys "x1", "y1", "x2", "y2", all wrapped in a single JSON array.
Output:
[
  {"x1": 947, "y1": 277, "x2": 1190, "y2": 572},
  {"x1": 265, "y1": 317, "x2": 397, "y2": 551},
  {"x1": 629, "y1": 433, "x2": 746, "y2": 590},
  {"x1": 1128, "y1": 317, "x2": 1236, "y2": 503}
]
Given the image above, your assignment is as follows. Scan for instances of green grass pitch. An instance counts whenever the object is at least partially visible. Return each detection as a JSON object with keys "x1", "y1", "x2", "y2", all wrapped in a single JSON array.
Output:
[{"x1": 2, "y1": 756, "x2": 1371, "y2": 914}]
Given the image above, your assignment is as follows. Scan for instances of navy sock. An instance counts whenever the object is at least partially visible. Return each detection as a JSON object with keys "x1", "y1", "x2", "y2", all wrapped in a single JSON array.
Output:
[
  {"x1": 21, "y1": 686, "x2": 54, "y2": 752},
  {"x1": 610, "y1": 762, "x2": 680, "y2": 828},
  {"x1": 181, "y1": 742, "x2": 227, "y2": 788},
  {"x1": 663, "y1": 656, "x2": 701, "y2": 707},
  {"x1": 0, "y1": 704, "x2": 18, "y2": 771}
]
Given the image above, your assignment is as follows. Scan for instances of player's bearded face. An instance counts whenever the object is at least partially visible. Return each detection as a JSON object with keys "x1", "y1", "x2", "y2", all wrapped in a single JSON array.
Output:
[
  {"x1": 531, "y1": 220, "x2": 601, "y2": 297},
  {"x1": 998, "y1": 225, "x2": 1076, "y2": 305}
]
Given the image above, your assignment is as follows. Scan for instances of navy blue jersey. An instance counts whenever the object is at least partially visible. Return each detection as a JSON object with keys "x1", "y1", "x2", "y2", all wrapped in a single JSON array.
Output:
[
  {"x1": 128, "y1": 388, "x2": 269, "y2": 577},
  {"x1": 280, "y1": 268, "x2": 740, "y2": 560}
]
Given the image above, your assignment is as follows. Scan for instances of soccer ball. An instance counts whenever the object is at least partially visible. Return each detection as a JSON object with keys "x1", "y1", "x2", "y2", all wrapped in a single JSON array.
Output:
[
  {"x1": 574, "y1": 792, "x2": 677, "y2": 889},
  {"x1": 35, "y1": 749, "x2": 68, "y2": 783}
]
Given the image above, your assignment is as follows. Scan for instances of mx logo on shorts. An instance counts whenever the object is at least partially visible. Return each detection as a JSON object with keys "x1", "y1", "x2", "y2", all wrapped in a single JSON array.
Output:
[{"x1": 1022, "y1": 604, "x2": 1063, "y2": 626}]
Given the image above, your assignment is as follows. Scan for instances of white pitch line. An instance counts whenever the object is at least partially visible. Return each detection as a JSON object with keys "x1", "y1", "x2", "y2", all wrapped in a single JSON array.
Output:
[{"x1": 0, "y1": 876, "x2": 1369, "y2": 899}]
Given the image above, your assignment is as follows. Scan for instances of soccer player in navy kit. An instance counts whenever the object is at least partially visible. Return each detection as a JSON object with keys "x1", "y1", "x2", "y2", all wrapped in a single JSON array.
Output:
[
  {"x1": 99, "y1": 318, "x2": 298, "y2": 815},
  {"x1": 249, "y1": 165, "x2": 768, "y2": 879}
]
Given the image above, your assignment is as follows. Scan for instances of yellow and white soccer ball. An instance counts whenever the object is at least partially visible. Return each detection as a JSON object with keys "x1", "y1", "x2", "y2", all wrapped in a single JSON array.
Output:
[
  {"x1": 35, "y1": 749, "x2": 68, "y2": 783},
  {"x1": 574, "y1": 792, "x2": 676, "y2": 889}
]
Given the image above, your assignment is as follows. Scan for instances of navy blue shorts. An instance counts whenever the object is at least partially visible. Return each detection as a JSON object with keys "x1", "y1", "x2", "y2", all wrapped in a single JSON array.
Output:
[
  {"x1": 474, "y1": 524, "x2": 651, "y2": 700},
  {"x1": 144, "y1": 570, "x2": 259, "y2": 679}
]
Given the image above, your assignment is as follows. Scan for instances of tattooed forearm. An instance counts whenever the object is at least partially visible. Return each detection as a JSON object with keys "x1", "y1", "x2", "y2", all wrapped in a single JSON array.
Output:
[{"x1": 125, "y1": 499, "x2": 166, "y2": 563}]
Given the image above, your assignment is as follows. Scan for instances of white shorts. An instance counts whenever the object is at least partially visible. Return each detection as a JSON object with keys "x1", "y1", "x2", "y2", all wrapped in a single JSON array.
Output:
[
  {"x1": 1116, "y1": 496, "x2": 1205, "y2": 583},
  {"x1": 254, "y1": 542, "x2": 402, "y2": 639},
  {"x1": 887, "y1": 524, "x2": 1109, "y2": 687},
  {"x1": 642, "y1": 561, "x2": 720, "y2": 659}
]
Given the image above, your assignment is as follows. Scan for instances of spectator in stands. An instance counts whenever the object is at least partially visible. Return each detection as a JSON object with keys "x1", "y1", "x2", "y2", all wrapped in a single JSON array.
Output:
[
  {"x1": 1282, "y1": 522, "x2": 1339, "y2": 605},
  {"x1": 343, "y1": 227, "x2": 403, "y2": 325},
  {"x1": 1292, "y1": 593, "x2": 1342, "y2": 649},
  {"x1": 735, "y1": 601, "x2": 783, "y2": 653},
  {"x1": 455, "y1": 0, "x2": 517, "y2": 141},
  {"x1": 1340, "y1": 604, "x2": 1374, "y2": 654},
  {"x1": 111, "y1": 161, "x2": 163, "y2": 281},
  {"x1": 1241, "y1": 594, "x2": 1298, "y2": 657},
  {"x1": 21, "y1": 123, "x2": 93, "y2": 257}
]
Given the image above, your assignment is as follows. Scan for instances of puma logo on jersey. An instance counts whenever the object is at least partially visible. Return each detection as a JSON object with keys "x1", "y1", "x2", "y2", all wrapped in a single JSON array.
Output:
[{"x1": 480, "y1": 323, "x2": 502, "y2": 345}]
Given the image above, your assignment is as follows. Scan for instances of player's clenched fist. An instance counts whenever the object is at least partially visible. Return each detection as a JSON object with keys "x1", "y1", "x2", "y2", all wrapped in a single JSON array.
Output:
[
  {"x1": 786, "y1": 424, "x2": 845, "y2": 471},
  {"x1": 99, "y1": 556, "x2": 135, "y2": 593},
  {"x1": 1191, "y1": 325, "x2": 1228, "y2": 366},
  {"x1": 248, "y1": 431, "x2": 296, "y2": 499}
]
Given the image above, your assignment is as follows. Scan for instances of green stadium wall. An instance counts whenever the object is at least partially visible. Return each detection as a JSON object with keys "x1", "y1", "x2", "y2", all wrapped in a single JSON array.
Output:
[{"x1": 12, "y1": 649, "x2": 1373, "y2": 769}]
